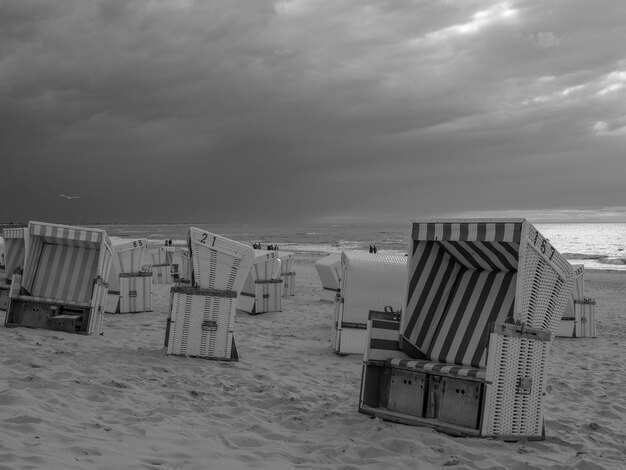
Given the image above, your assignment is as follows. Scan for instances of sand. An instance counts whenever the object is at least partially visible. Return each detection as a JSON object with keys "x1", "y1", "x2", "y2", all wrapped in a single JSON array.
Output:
[{"x1": 0, "y1": 253, "x2": 624, "y2": 470}]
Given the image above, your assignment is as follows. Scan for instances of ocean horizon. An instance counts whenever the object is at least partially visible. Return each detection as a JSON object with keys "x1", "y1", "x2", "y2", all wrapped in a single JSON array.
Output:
[{"x1": 87, "y1": 221, "x2": 626, "y2": 272}]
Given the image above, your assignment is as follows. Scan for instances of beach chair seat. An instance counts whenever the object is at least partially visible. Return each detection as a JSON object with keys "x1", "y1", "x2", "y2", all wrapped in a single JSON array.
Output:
[
  {"x1": 164, "y1": 228, "x2": 255, "y2": 361},
  {"x1": 237, "y1": 251, "x2": 283, "y2": 315},
  {"x1": 314, "y1": 253, "x2": 341, "y2": 302},
  {"x1": 5, "y1": 222, "x2": 112, "y2": 335},
  {"x1": 332, "y1": 251, "x2": 407, "y2": 355},
  {"x1": 359, "y1": 219, "x2": 575, "y2": 440}
]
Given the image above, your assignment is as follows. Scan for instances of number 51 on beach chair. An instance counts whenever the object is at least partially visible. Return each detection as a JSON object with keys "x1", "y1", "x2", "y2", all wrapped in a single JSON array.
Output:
[{"x1": 359, "y1": 219, "x2": 576, "y2": 440}]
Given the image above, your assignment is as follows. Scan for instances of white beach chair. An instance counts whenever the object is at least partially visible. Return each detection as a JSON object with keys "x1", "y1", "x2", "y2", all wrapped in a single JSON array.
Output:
[
  {"x1": 106, "y1": 239, "x2": 152, "y2": 314},
  {"x1": 237, "y1": 250, "x2": 283, "y2": 315},
  {"x1": 359, "y1": 219, "x2": 576, "y2": 440},
  {"x1": 171, "y1": 247, "x2": 192, "y2": 284},
  {"x1": 332, "y1": 251, "x2": 407, "y2": 355},
  {"x1": 555, "y1": 265, "x2": 597, "y2": 338},
  {"x1": 165, "y1": 227, "x2": 255, "y2": 361},
  {"x1": 4, "y1": 221, "x2": 113, "y2": 335},
  {"x1": 314, "y1": 253, "x2": 342, "y2": 302},
  {"x1": 149, "y1": 246, "x2": 174, "y2": 284},
  {"x1": 275, "y1": 251, "x2": 296, "y2": 297},
  {"x1": 0, "y1": 227, "x2": 28, "y2": 311}
]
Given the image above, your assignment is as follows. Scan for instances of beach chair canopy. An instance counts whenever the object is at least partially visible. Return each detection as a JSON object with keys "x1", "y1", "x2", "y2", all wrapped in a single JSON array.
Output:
[
  {"x1": 21, "y1": 221, "x2": 112, "y2": 304},
  {"x1": 401, "y1": 219, "x2": 574, "y2": 369}
]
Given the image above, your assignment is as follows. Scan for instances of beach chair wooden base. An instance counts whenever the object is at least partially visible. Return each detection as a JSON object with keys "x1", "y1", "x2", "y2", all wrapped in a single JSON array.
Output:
[
  {"x1": 5, "y1": 297, "x2": 92, "y2": 334},
  {"x1": 359, "y1": 311, "x2": 550, "y2": 441},
  {"x1": 165, "y1": 286, "x2": 239, "y2": 361}
]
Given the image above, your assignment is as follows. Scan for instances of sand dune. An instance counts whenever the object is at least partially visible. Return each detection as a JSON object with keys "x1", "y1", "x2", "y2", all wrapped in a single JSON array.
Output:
[{"x1": 1, "y1": 253, "x2": 624, "y2": 469}]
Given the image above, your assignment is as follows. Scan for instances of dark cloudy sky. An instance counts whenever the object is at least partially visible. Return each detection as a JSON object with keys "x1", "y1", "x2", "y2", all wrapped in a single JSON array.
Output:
[{"x1": 2, "y1": 0, "x2": 625, "y2": 224}]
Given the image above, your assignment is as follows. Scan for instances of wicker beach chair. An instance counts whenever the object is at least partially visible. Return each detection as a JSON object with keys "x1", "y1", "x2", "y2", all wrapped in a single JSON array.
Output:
[
  {"x1": 276, "y1": 251, "x2": 296, "y2": 297},
  {"x1": 149, "y1": 246, "x2": 174, "y2": 284},
  {"x1": 106, "y1": 239, "x2": 152, "y2": 314},
  {"x1": 555, "y1": 265, "x2": 596, "y2": 338},
  {"x1": 4, "y1": 221, "x2": 113, "y2": 335},
  {"x1": 165, "y1": 227, "x2": 255, "y2": 361},
  {"x1": 171, "y1": 247, "x2": 192, "y2": 284},
  {"x1": 359, "y1": 219, "x2": 576, "y2": 440},
  {"x1": 314, "y1": 253, "x2": 342, "y2": 302},
  {"x1": 332, "y1": 251, "x2": 408, "y2": 355},
  {"x1": 237, "y1": 250, "x2": 283, "y2": 315},
  {"x1": 0, "y1": 227, "x2": 28, "y2": 311}
]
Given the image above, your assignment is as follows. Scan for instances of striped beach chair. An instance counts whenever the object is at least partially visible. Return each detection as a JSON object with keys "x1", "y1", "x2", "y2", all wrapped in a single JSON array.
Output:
[
  {"x1": 106, "y1": 239, "x2": 152, "y2": 314},
  {"x1": 555, "y1": 265, "x2": 596, "y2": 338},
  {"x1": 314, "y1": 253, "x2": 342, "y2": 302},
  {"x1": 332, "y1": 251, "x2": 407, "y2": 355},
  {"x1": 359, "y1": 219, "x2": 576, "y2": 440},
  {"x1": 0, "y1": 227, "x2": 28, "y2": 311},
  {"x1": 276, "y1": 251, "x2": 296, "y2": 297},
  {"x1": 237, "y1": 250, "x2": 283, "y2": 315},
  {"x1": 4, "y1": 221, "x2": 113, "y2": 335},
  {"x1": 165, "y1": 228, "x2": 255, "y2": 361}
]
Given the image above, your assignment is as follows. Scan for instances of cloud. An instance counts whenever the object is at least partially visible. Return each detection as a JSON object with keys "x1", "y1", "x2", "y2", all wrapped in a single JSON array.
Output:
[{"x1": 1, "y1": 0, "x2": 626, "y2": 224}]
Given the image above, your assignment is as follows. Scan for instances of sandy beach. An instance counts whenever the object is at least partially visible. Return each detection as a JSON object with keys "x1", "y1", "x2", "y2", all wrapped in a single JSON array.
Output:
[{"x1": 1, "y1": 252, "x2": 624, "y2": 470}]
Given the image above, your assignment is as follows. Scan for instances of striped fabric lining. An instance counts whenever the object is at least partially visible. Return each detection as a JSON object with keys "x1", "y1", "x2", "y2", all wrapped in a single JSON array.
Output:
[
  {"x1": 425, "y1": 270, "x2": 516, "y2": 368},
  {"x1": 412, "y1": 221, "x2": 522, "y2": 242},
  {"x1": 29, "y1": 243, "x2": 100, "y2": 303},
  {"x1": 3, "y1": 237, "x2": 26, "y2": 277},
  {"x1": 388, "y1": 358, "x2": 486, "y2": 380},
  {"x1": 403, "y1": 242, "x2": 463, "y2": 354},
  {"x1": 402, "y1": 222, "x2": 522, "y2": 369},
  {"x1": 440, "y1": 241, "x2": 519, "y2": 271}
]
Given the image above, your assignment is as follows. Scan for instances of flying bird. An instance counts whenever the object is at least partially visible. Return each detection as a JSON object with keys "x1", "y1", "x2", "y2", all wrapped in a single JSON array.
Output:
[{"x1": 59, "y1": 194, "x2": 80, "y2": 199}]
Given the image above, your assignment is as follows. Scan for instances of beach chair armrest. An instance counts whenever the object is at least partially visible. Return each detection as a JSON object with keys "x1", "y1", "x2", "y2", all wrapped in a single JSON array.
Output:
[{"x1": 364, "y1": 310, "x2": 411, "y2": 364}]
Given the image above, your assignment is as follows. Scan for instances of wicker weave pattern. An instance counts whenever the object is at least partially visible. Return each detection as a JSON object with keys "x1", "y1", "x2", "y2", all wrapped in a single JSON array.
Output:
[
  {"x1": 167, "y1": 292, "x2": 236, "y2": 359},
  {"x1": 482, "y1": 330, "x2": 549, "y2": 437},
  {"x1": 189, "y1": 227, "x2": 255, "y2": 292},
  {"x1": 516, "y1": 224, "x2": 575, "y2": 332}
]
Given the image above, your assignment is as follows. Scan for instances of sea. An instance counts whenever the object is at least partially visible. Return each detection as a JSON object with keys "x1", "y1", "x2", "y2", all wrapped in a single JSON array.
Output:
[{"x1": 97, "y1": 222, "x2": 626, "y2": 272}]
